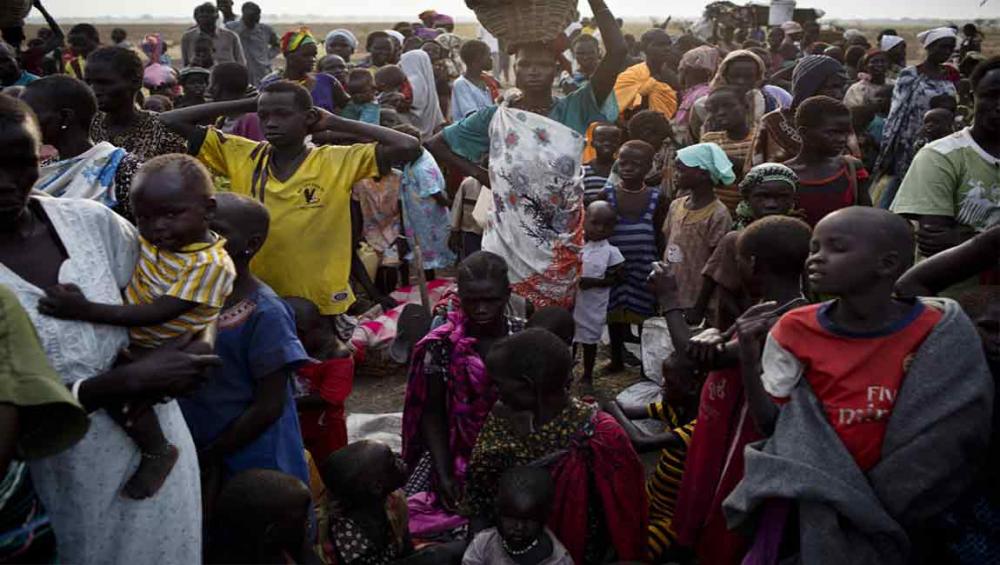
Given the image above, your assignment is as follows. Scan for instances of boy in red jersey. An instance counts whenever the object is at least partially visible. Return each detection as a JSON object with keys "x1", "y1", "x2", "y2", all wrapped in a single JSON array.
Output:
[{"x1": 727, "y1": 206, "x2": 994, "y2": 562}]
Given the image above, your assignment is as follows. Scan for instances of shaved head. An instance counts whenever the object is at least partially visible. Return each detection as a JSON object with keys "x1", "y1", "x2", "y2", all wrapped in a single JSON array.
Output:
[
  {"x1": 215, "y1": 192, "x2": 269, "y2": 239},
  {"x1": 820, "y1": 206, "x2": 914, "y2": 274},
  {"x1": 586, "y1": 200, "x2": 617, "y2": 223}
]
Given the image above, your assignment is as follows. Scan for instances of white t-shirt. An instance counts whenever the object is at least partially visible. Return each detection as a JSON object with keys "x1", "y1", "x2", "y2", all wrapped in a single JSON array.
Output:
[{"x1": 574, "y1": 239, "x2": 626, "y2": 344}]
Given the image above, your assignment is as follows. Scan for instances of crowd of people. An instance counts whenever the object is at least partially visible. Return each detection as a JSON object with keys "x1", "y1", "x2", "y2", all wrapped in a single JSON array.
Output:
[{"x1": 0, "y1": 0, "x2": 998, "y2": 563}]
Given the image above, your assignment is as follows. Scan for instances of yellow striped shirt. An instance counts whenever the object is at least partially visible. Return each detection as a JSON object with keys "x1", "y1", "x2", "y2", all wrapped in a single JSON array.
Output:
[
  {"x1": 126, "y1": 233, "x2": 236, "y2": 348},
  {"x1": 646, "y1": 401, "x2": 697, "y2": 559}
]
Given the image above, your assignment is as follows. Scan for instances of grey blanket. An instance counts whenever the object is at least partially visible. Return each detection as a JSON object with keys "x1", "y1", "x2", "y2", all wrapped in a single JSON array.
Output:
[{"x1": 723, "y1": 298, "x2": 995, "y2": 565}]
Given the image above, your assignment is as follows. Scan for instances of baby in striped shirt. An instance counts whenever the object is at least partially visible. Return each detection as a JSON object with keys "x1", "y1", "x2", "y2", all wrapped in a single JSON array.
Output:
[{"x1": 40, "y1": 155, "x2": 236, "y2": 499}]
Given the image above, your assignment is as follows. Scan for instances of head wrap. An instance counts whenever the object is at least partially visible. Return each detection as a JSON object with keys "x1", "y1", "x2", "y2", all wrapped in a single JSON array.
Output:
[
  {"x1": 384, "y1": 29, "x2": 406, "y2": 49},
  {"x1": 414, "y1": 25, "x2": 441, "y2": 41},
  {"x1": 739, "y1": 163, "x2": 799, "y2": 193},
  {"x1": 917, "y1": 27, "x2": 958, "y2": 49},
  {"x1": 679, "y1": 45, "x2": 722, "y2": 75},
  {"x1": 142, "y1": 33, "x2": 165, "y2": 64},
  {"x1": 781, "y1": 21, "x2": 803, "y2": 35},
  {"x1": 143, "y1": 63, "x2": 177, "y2": 88},
  {"x1": 860, "y1": 48, "x2": 884, "y2": 69},
  {"x1": 843, "y1": 29, "x2": 867, "y2": 42},
  {"x1": 325, "y1": 29, "x2": 357, "y2": 51},
  {"x1": 791, "y1": 54, "x2": 844, "y2": 107},
  {"x1": 281, "y1": 27, "x2": 316, "y2": 54},
  {"x1": 433, "y1": 13, "x2": 454, "y2": 28},
  {"x1": 880, "y1": 34, "x2": 905, "y2": 52},
  {"x1": 677, "y1": 143, "x2": 737, "y2": 186},
  {"x1": 179, "y1": 66, "x2": 211, "y2": 81},
  {"x1": 710, "y1": 49, "x2": 765, "y2": 90}
]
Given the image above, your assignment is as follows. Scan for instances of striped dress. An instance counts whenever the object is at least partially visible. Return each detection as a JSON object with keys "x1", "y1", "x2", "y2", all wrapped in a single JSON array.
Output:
[
  {"x1": 126, "y1": 233, "x2": 237, "y2": 348},
  {"x1": 581, "y1": 163, "x2": 611, "y2": 204},
  {"x1": 605, "y1": 185, "x2": 662, "y2": 321},
  {"x1": 646, "y1": 401, "x2": 696, "y2": 561}
]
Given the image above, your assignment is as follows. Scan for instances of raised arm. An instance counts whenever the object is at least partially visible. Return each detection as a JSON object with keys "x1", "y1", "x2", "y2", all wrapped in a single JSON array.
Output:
[
  {"x1": 312, "y1": 109, "x2": 422, "y2": 172},
  {"x1": 159, "y1": 97, "x2": 259, "y2": 141},
  {"x1": 896, "y1": 226, "x2": 1000, "y2": 297},
  {"x1": 425, "y1": 132, "x2": 490, "y2": 188},
  {"x1": 31, "y1": 0, "x2": 64, "y2": 55},
  {"x1": 587, "y1": 0, "x2": 628, "y2": 105}
]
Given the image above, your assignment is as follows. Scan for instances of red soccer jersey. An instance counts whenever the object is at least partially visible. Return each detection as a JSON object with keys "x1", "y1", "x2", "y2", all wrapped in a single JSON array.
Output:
[{"x1": 762, "y1": 301, "x2": 941, "y2": 471}]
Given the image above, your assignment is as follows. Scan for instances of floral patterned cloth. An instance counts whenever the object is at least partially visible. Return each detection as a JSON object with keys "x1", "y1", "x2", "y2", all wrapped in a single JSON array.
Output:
[
  {"x1": 399, "y1": 150, "x2": 456, "y2": 270},
  {"x1": 484, "y1": 101, "x2": 587, "y2": 307}
]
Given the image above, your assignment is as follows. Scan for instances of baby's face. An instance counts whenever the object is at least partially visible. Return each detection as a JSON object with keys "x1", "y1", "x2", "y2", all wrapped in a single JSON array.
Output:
[{"x1": 498, "y1": 505, "x2": 545, "y2": 551}]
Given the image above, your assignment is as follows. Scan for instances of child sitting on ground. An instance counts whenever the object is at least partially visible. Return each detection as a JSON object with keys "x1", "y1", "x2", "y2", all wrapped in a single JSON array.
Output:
[
  {"x1": 38, "y1": 154, "x2": 236, "y2": 499},
  {"x1": 320, "y1": 440, "x2": 411, "y2": 564},
  {"x1": 693, "y1": 163, "x2": 799, "y2": 329},
  {"x1": 784, "y1": 96, "x2": 871, "y2": 226},
  {"x1": 582, "y1": 123, "x2": 622, "y2": 204},
  {"x1": 663, "y1": 142, "x2": 735, "y2": 322},
  {"x1": 450, "y1": 39, "x2": 500, "y2": 122},
  {"x1": 700, "y1": 86, "x2": 756, "y2": 212},
  {"x1": 606, "y1": 352, "x2": 699, "y2": 562},
  {"x1": 574, "y1": 201, "x2": 626, "y2": 384},
  {"x1": 287, "y1": 296, "x2": 354, "y2": 464},
  {"x1": 463, "y1": 466, "x2": 573, "y2": 565},
  {"x1": 340, "y1": 68, "x2": 381, "y2": 124},
  {"x1": 726, "y1": 207, "x2": 994, "y2": 562},
  {"x1": 208, "y1": 469, "x2": 316, "y2": 564},
  {"x1": 600, "y1": 140, "x2": 668, "y2": 373}
]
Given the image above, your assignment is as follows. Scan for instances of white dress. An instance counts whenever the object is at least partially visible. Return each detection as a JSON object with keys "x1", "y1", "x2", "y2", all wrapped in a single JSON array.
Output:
[
  {"x1": 0, "y1": 197, "x2": 202, "y2": 564},
  {"x1": 573, "y1": 239, "x2": 626, "y2": 344}
]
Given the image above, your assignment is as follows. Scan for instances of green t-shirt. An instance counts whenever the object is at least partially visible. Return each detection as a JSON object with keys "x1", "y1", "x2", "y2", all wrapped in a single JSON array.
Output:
[
  {"x1": 891, "y1": 128, "x2": 1000, "y2": 232},
  {"x1": 441, "y1": 83, "x2": 618, "y2": 162},
  {"x1": 0, "y1": 285, "x2": 88, "y2": 460}
]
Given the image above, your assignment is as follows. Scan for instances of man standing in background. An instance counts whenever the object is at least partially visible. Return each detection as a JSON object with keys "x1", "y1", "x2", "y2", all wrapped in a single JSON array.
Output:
[
  {"x1": 226, "y1": 2, "x2": 278, "y2": 86},
  {"x1": 182, "y1": 2, "x2": 246, "y2": 66}
]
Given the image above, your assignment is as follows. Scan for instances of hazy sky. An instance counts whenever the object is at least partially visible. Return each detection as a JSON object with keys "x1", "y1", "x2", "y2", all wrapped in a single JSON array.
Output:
[{"x1": 34, "y1": 0, "x2": 998, "y2": 21}]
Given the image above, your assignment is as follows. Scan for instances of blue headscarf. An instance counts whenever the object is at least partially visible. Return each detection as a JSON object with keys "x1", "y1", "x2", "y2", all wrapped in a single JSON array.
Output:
[{"x1": 677, "y1": 143, "x2": 737, "y2": 186}]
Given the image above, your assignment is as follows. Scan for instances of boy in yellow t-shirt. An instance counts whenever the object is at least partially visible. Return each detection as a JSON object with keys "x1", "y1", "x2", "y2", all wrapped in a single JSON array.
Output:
[
  {"x1": 39, "y1": 155, "x2": 237, "y2": 499},
  {"x1": 158, "y1": 79, "x2": 423, "y2": 316}
]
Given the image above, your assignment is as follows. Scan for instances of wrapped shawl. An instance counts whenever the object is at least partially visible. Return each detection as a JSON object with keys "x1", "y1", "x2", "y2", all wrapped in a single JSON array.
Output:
[
  {"x1": 724, "y1": 298, "x2": 994, "y2": 564},
  {"x1": 613, "y1": 61, "x2": 679, "y2": 119}
]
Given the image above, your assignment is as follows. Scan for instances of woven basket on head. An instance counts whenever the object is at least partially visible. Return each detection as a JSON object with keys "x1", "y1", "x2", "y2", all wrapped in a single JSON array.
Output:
[
  {"x1": 466, "y1": 0, "x2": 576, "y2": 45},
  {"x1": 0, "y1": 0, "x2": 31, "y2": 28}
]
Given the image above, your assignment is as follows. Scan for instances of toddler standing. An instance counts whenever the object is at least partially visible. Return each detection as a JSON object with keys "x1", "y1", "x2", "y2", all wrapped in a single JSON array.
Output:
[{"x1": 574, "y1": 201, "x2": 626, "y2": 385}]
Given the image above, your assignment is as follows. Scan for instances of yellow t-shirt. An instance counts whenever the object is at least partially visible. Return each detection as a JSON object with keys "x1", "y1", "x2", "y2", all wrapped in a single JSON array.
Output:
[
  {"x1": 126, "y1": 233, "x2": 236, "y2": 348},
  {"x1": 196, "y1": 128, "x2": 379, "y2": 315}
]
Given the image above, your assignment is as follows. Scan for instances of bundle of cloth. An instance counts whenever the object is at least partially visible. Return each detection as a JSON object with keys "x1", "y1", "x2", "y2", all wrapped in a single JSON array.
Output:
[{"x1": 724, "y1": 298, "x2": 994, "y2": 564}]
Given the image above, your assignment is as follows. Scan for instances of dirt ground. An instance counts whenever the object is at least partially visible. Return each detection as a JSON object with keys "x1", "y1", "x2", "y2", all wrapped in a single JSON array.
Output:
[{"x1": 348, "y1": 343, "x2": 644, "y2": 414}]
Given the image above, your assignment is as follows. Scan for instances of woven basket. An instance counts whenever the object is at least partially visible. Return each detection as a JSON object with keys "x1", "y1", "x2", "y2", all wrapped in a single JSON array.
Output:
[
  {"x1": 0, "y1": 0, "x2": 31, "y2": 27},
  {"x1": 466, "y1": 0, "x2": 576, "y2": 45}
]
